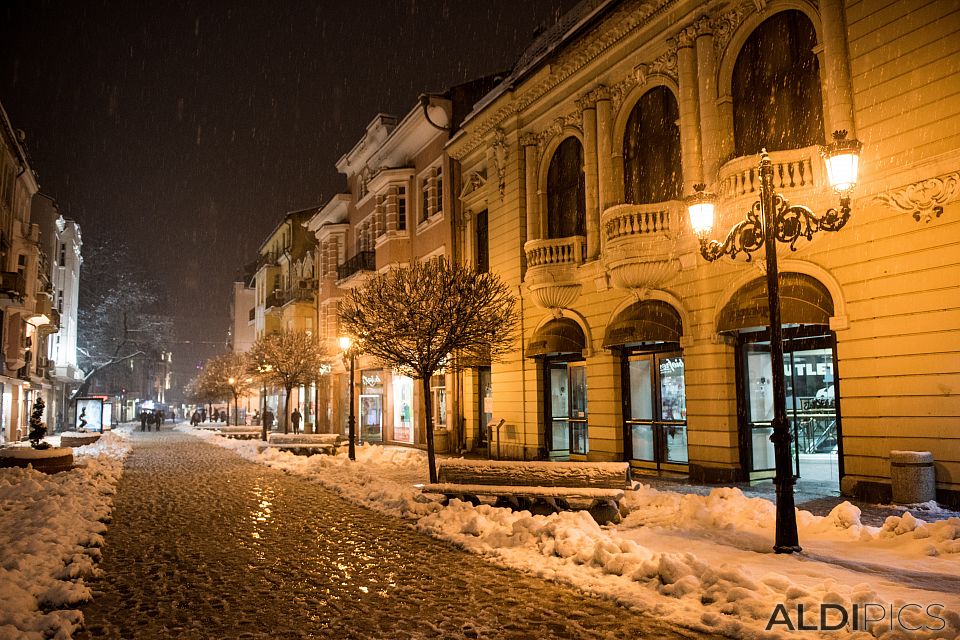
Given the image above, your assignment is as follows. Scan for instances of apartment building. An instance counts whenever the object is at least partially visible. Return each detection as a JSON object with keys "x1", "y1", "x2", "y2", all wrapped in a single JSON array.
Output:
[{"x1": 308, "y1": 79, "x2": 498, "y2": 449}]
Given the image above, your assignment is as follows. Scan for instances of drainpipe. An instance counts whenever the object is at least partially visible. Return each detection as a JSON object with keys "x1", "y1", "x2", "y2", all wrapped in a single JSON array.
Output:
[{"x1": 518, "y1": 285, "x2": 527, "y2": 460}]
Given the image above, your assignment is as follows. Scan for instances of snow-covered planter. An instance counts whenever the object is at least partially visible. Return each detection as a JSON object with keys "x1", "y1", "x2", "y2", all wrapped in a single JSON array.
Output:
[
  {"x1": 60, "y1": 432, "x2": 102, "y2": 448},
  {"x1": 0, "y1": 446, "x2": 74, "y2": 474}
]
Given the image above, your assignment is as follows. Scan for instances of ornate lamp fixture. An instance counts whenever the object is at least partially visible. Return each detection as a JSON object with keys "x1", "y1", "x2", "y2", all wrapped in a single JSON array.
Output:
[{"x1": 686, "y1": 130, "x2": 862, "y2": 554}]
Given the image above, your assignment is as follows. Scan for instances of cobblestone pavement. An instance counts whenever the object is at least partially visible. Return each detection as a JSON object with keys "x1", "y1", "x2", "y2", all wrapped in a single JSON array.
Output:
[{"x1": 78, "y1": 431, "x2": 696, "y2": 640}]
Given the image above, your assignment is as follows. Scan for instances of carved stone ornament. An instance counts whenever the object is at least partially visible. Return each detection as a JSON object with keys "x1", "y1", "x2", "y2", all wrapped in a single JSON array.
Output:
[
  {"x1": 873, "y1": 172, "x2": 960, "y2": 223},
  {"x1": 459, "y1": 169, "x2": 487, "y2": 201},
  {"x1": 712, "y1": 0, "x2": 755, "y2": 61},
  {"x1": 492, "y1": 129, "x2": 508, "y2": 201}
]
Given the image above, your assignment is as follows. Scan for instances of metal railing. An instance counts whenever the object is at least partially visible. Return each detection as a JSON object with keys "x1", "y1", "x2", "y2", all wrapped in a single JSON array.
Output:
[{"x1": 337, "y1": 251, "x2": 375, "y2": 281}]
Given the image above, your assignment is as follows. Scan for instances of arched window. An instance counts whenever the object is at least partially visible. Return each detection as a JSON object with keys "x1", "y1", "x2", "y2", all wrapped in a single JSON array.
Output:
[
  {"x1": 546, "y1": 137, "x2": 585, "y2": 239},
  {"x1": 623, "y1": 87, "x2": 682, "y2": 204},
  {"x1": 732, "y1": 10, "x2": 824, "y2": 157}
]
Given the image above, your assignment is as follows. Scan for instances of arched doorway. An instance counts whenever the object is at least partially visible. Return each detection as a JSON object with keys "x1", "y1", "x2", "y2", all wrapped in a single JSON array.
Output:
[
  {"x1": 604, "y1": 300, "x2": 687, "y2": 471},
  {"x1": 528, "y1": 318, "x2": 587, "y2": 460},
  {"x1": 719, "y1": 273, "x2": 843, "y2": 487}
]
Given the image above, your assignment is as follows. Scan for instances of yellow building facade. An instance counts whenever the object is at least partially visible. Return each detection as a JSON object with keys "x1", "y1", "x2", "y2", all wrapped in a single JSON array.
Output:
[{"x1": 447, "y1": 0, "x2": 960, "y2": 506}]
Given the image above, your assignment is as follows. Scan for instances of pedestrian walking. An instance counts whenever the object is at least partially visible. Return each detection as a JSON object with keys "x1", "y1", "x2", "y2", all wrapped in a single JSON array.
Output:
[
  {"x1": 263, "y1": 408, "x2": 274, "y2": 432},
  {"x1": 191, "y1": 410, "x2": 200, "y2": 426},
  {"x1": 154, "y1": 410, "x2": 163, "y2": 431},
  {"x1": 291, "y1": 407, "x2": 302, "y2": 434},
  {"x1": 212, "y1": 409, "x2": 220, "y2": 423},
  {"x1": 140, "y1": 410, "x2": 148, "y2": 432}
]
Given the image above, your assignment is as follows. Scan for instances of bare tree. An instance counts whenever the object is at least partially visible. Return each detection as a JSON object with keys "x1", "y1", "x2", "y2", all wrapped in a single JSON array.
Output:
[
  {"x1": 203, "y1": 353, "x2": 255, "y2": 424},
  {"x1": 248, "y1": 330, "x2": 327, "y2": 433},
  {"x1": 339, "y1": 258, "x2": 518, "y2": 483}
]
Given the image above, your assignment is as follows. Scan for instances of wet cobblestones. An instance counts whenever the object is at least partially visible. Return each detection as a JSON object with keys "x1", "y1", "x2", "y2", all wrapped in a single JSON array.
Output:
[{"x1": 77, "y1": 431, "x2": 694, "y2": 639}]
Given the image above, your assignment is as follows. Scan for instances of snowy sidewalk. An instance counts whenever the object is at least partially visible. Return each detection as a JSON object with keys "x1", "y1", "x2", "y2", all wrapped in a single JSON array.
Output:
[
  {"x1": 186, "y1": 428, "x2": 960, "y2": 639},
  {"x1": 76, "y1": 429, "x2": 692, "y2": 639}
]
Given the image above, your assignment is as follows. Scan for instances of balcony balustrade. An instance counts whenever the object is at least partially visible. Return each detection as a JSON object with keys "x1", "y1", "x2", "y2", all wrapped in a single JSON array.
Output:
[
  {"x1": 337, "y1": 251, "x2": 376, "y2": 285},
  {"x1": 601, "y1": 201, "x2": 685, "y2": 292},
  {"x1": 523, "y1": 236, "x2": 586, "y2": 311},
  {"x1": 717, "y1": 145, "x2": 823, "y2": 200},
  {"x1": 524, "y1": 236, "x2": 586, "y2": 268},
  {"x1": 0, "y1": 272, "x2": 25, "y2": 300}
]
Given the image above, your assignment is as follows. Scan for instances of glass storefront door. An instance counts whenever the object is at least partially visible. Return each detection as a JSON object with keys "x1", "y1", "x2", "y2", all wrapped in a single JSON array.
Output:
[
  {"x1": 739, "y1": 329, "x2": 841, "y2": 484},
  {"x1": 545, "y1": 359, "x2": 588, "y2": 459},
  {"x1": 623, "y1": 350, "x2": 688, "y2": 467}
]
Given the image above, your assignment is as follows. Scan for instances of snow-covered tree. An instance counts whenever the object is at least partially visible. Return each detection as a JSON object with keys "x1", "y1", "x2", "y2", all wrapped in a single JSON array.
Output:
[
  {"x1": 203, "y1": 353, "x2": 255, "y2": 424},
  {"x1": 28, "y1": 397, "x2": 50, "y2": 450},
  {"x1": 339, "y1": 258, "x2": 518, "y2": 483},
  {"x1": 76, "y1": 237, "x2": 173, "y2": 399},
  {"x1": 247, "y1": 331, "x2": 327, "y2": 433}
]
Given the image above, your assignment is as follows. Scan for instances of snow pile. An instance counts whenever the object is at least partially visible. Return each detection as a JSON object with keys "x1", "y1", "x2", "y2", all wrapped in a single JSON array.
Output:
[
  {"x1": 0, "y1": 429, "x2": 131, "y2": 640},
  {"x1": 188, "y1": 428, "x2": 960, "y2": 639}
]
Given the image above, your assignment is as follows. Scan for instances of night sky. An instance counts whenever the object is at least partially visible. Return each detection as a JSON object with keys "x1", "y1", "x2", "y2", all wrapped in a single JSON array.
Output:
[{"x1": 1, "y1": 0, "x2": 576, "y2": 385}]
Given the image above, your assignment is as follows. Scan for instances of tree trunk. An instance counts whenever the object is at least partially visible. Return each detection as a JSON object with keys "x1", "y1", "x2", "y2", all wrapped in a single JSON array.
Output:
[
  {"x1": 422, "y1": 376, "x2": 437, "y2": 484},
  {"x1": 233, "y1": 393, "x2": 239, "y2": 425},
  {"x1": 283, "y1": 385, "x2": 292, "y2": 434}
]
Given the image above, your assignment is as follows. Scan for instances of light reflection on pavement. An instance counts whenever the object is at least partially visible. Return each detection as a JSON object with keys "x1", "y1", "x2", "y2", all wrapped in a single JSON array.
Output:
[{"x1": 77, "y1": 431, "x2": 697, "y2": 639}]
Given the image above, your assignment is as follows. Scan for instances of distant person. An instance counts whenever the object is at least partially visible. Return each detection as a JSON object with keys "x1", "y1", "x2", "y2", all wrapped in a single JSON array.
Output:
[
  {"x1": 200, "y1": 408, "x2": 207, "y2": 423},
  {"x1": 291, "y1": 407, "x2": 302, "y2": 434},
  {"x1": 263, "y1": 408, "x2": 274, "y2": 432},
  {"x1": 252, "y1": 410, "x2": 260, "y2": 426},
  {"x1": 154, "y1": 410, "x2": 163, "y2": 430},
  {"x1": 212, "y1": 409, "x2": 220, "y2": 423},
  {"x1": 140, "y1": 410, "x2": 148, "y2": 432},
  {"x1": 191, "y1": 410, "x2": 201, "y2": 427}
]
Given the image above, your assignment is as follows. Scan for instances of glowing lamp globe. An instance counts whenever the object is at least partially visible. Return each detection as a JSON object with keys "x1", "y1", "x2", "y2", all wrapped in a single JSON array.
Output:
[
  {"x1": 338, "y1": 336, "x2": 352, "y2": 351},
  {"x1": 686, "y1": 184, "x2": 717, "y2": 236},
  {"x1": 823, "y1": 130, "x2": 863, "y2": 193}
]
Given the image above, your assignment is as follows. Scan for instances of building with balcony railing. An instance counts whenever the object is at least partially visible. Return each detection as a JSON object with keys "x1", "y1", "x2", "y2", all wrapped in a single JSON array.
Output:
[
  {"x1": 306, "y1": 78, "x2": 499, "y2": 448},
  {"x1": 32, "y1": 193, "x2": 83, "y2": 433},
  {"x1": 447, "y1": 0, "x2": 960, "y2": 507}
]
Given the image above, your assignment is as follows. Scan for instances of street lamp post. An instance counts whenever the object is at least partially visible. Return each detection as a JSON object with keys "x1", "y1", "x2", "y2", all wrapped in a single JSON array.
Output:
[
  {"x1": 339, "y1": 336, "x2": 357, "y2": 461},
  {"x1": 228, "y1": 377, "x2": 237, "y2": 426},
  {"x1": 687, "y1": 130, "x2": 862, "y2": 554},
  {"x1": 257, "y1": 364, "x2": 272, "y2": 441}
]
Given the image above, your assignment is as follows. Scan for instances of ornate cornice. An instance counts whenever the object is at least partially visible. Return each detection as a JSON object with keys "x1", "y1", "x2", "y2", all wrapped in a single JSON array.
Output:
[
  {"x1": 873, "y1": 172, "x2": 959, "y2": 223},
  {"x1": 609, "y1": 44, "x2": 679, "y2": 114},
  {"x1": 449, "y1": 0, "x2": 672, "y2": 160}
]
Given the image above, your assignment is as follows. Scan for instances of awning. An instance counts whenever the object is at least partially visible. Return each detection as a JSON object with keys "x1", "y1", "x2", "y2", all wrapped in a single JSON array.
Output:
[
  {"x1": 603, "y1": 300, "x2": 682, "y2": 348},
  {"x1": 717, "y1": 273, "x2": 834, "y2": 333},
  {"x1": 527, "y1": 318, "x2": 585, "y2": 357}
]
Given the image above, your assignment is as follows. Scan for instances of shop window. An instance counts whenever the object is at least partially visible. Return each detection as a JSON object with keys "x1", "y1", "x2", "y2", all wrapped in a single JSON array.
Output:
[
  {"x1": 393, "y1": 374, "x2": 413, "y2": 443},
  {"x1": 732, "y1": 10, "x2": 824, "y2": 156},
  {"x1": 431, "y1": 372, "x2": 446, "y2": 429},
  {"x1": 623, "y1": 87, "x2": 682, "y2": 204},
  {"x1": 546, "y1": 137, "x2": 585, "y2": 239}
]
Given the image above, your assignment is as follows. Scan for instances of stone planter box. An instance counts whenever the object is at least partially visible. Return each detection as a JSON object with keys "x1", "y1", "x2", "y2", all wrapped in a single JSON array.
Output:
[
  {"x1": 0, "y1": 446, "x2": 74, "y2": 474},
  {"x1": 60, "y1": 432, "x2": 102, "y2": 447}
]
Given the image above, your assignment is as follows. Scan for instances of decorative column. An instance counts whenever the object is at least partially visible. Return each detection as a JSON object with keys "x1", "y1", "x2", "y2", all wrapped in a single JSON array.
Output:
[
  {"x1": 579, "y1": 92, "x2": 601, "y2": 259},
  {"x1": 522, "y1": 134, "x2": 541, "y2": 241},
  {"x1": 695, "y1": 16, "x2": 722, "y2": 188},
  {"x1": 676, "y1": 30, "x2": 704, "y2": 193},
  {"x1": 595, "y1": 88, "x2": 615, "y2": 210},
  {"x1": 819, "y1": 0, "x2": 856, "y2": 137}
]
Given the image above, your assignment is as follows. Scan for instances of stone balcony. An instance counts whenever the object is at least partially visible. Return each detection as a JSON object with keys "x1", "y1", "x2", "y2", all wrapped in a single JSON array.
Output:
[
  {"x1": 715, "y1": 144, "x2": 827, "y2": 228},
  {"x1": 523, "y1": 236, "x2": 586, "y2": 311},
  {"x1": 600, "y1": 201, "x2": 685, "y2": 292}
]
